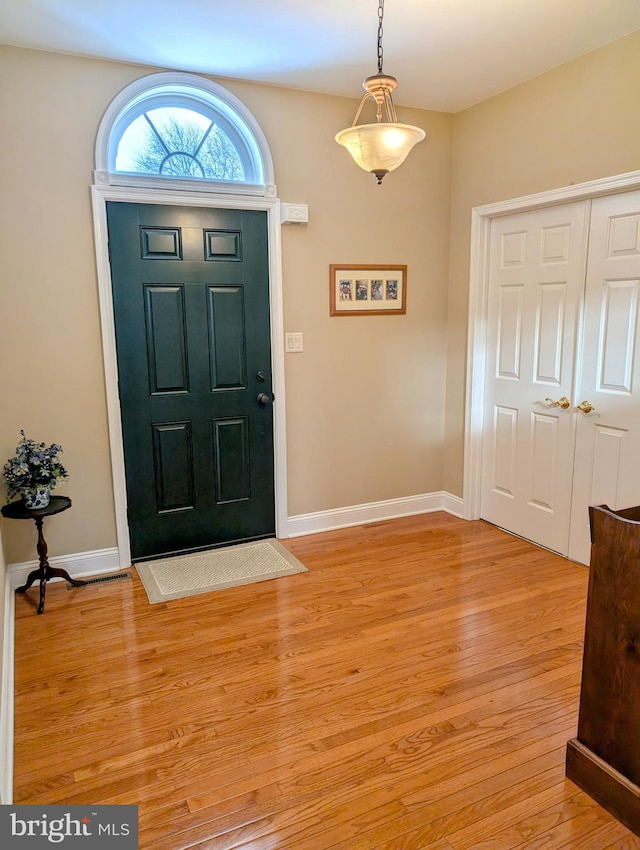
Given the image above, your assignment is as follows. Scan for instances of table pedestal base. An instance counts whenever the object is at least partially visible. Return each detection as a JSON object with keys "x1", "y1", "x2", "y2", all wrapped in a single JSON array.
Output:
[{"x1": 15, "y1": 515, "x2": 86, "y2": 614}]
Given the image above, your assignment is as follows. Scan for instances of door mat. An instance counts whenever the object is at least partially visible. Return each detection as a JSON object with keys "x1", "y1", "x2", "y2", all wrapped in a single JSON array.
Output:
[{"x1": 136, "y1": 539, "x2": 307, "y2": 604}]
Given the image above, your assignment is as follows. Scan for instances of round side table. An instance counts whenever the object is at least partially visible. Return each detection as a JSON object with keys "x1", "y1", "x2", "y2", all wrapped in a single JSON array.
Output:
[{"x1": 1, "y1": 495, "x2": 86, "y2": 614}]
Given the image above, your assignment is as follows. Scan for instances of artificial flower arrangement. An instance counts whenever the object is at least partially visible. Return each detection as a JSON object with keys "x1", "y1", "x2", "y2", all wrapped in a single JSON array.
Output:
[{"x1": 3, "y1": 430, "x2": 68, "y2": 507}]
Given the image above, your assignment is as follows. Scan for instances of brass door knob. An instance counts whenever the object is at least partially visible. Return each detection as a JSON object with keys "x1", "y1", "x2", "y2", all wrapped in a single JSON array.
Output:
[
  {"x1": 545, "y1": 396, "x2": 571, "y2": 410},
  {"x1": 577, "y1": 400, "x2": 595, "y2": 414}
]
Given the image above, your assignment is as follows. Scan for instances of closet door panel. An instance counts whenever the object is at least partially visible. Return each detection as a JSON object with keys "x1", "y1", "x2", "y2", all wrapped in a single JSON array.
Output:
[
  {"x1": 481, "y1": 202, "x2": 589, "y2": 555},
  {"x1": 568, "y1": 191, "x2": 640, "y2": 564}
]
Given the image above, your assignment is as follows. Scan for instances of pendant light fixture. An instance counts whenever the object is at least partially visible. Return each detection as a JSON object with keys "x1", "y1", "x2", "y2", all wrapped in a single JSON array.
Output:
[{"x1": 335, "y1": 0, "x2": 425, "y2": 185}]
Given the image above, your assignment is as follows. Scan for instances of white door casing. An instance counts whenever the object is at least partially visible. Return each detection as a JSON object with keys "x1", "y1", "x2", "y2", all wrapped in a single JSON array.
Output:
[
  {"x1": 91, "y1": 72, "x2": 287, "y2": 569},
  {"x1": 91, "y1": 184, "x2": 289, "y2": 569}
]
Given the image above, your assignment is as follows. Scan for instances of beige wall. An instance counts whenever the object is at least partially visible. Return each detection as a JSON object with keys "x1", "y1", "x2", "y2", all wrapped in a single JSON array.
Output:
[
  {"x1": 444, "y1": 30, "x2": 640, "y2": 496},
  {"x1": 0, "y1": 45, "x2": 452, "y2": 563},
  {"x1": 233, "y1": 79, "x2": 452, "y2": 515},
  {"x1": 3, "y1": 30, "x2": 637, "y2": 565}
]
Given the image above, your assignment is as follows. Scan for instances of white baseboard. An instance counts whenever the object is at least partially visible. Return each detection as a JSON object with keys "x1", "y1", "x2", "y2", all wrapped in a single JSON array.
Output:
[
  {"x1": 5, "y1": 494, "x2": 467, "y2": 580},
  {"x1": 7, "y1": 547, "x2": 122, "y2": 589},
  {"x1": 441, "y1": 491, "x2": 465, "y2": 518},
  {"x1": 286, "y1": 491, "x2": 464, "y2": 537},
  {"x1": 0, "y1": 576, "x2": 14, "y2": 804}
]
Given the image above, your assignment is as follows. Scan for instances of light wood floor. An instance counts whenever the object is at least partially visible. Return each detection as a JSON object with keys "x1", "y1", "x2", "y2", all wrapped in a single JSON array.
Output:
[{"x1": 13, "y1": 513, "x2": 640, "y2": 849}]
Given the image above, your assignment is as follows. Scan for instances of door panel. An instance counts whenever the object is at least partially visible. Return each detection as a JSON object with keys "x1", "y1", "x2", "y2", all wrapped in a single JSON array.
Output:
[
  {"x1": 568, "y1": 191, "x2": 640, "y2": 563},
  {"x1": 534, "y1": 283, "x2": 566, "y2": 384},
  {"x1": 152, "y1": 422, "x2": 195, "y2": 512},
  {"x1": 107, "y1": 202, "x2": 274, "y2": 561},
  {"x1": 207, "y1": 286, "x2": 246, "y2": 389},
  {"x1": 597, "y1": 280, "x2": 638, "y2": 393},
  {"x1": 144, "y1": 285, "x2": 189, "y2": 393},
  {"x1": 481, "y1": 202, "x2": 589, "y2": 555},
  {"x1": 493, "y1": 406, "x2": 518, "y2": 497},
  {"x1": 496, "y1": 285, "x2": 523, "y2": 379},
  {"x1": 529, "y1": 410, "x2": 560, "y2": 511},
  {"x1": 212, "y1": 417, "x2": 251, "y2": 503}
]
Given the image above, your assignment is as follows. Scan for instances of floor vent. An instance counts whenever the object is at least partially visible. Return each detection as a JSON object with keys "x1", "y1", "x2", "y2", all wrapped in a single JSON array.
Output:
[{"x1": 68, "y1": 571, "x2": 132, "y2": 588}]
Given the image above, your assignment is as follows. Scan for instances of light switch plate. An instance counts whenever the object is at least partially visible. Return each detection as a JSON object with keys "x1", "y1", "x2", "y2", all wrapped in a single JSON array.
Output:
[{"x1": 285, "y1": 332, "x2": 304, "y2": 352}]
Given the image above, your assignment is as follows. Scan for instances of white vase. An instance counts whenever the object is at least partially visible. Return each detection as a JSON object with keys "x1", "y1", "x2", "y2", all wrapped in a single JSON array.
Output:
[{"x1": 21, "y1": 486, "x2": 52, "y2": 510}]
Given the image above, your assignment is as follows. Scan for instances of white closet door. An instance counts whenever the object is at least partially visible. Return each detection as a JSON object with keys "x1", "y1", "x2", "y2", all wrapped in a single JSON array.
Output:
[
  {"x1": 568, "y1": 190, "x2": 640, "y2": 564},
  {"x1": 481, "y1": 203, "x2": 589, "y2": 555}
]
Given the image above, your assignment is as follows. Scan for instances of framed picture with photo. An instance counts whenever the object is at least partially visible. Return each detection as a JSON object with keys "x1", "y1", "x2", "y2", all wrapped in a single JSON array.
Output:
[{"x1": 329, "y1": 265, "x2": 407, "y2": 316}]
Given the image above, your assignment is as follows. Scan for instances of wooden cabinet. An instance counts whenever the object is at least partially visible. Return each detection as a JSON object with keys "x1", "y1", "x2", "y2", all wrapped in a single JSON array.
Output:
[{"x1": 566, "y1": 504, "x2": 640, "y2": 835}]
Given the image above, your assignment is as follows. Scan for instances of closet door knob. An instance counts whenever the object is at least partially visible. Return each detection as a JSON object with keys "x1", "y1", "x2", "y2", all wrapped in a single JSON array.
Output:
[
  {"x1": 545, "y1": 396, "x2": 571, "y2": 410},
  {"x1": 577, "y1": 400, "x2": 595, "y2": 414}
]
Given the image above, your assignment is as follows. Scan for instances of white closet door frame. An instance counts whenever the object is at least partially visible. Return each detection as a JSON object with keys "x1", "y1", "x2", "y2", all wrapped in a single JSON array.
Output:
[{"x1": 464, "y1": 170, "x2": 640, "y2": 520}]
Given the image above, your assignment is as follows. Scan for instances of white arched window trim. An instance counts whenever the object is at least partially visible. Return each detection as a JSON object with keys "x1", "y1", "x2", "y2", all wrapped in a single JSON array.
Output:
[{"x1": 95, "y1": 72, "x2": 276, "y2": 197}]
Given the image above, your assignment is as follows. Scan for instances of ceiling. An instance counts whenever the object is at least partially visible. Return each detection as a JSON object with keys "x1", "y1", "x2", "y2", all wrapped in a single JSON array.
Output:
[{"x1": 1, "y1": 0, "x2": 639, "y2": 113}]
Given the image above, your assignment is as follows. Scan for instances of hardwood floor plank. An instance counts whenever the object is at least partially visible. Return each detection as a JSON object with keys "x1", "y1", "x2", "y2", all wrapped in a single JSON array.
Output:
[
  {"x1": 12, "y1": 513, "x2": 640, "y2": 848},
  {"x1": 329, "y1": 774, "x2": 570, "y2": 850},
  {"x1": 602, "y1": 831, "x2": 640, "y2": 849},
  {"x1": 372, "y1": 837, "x2": 455, "y2": 850},
  {"x1": 444, "y1": 781, "x2": 615, "y2": 850},
  {"x1": 457, "y1": 790, "x2": 606, "y2": 849}
]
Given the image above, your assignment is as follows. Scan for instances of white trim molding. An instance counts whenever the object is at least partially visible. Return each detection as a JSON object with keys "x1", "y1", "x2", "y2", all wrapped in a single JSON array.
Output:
[
  {"x1": 464, "y1": 169, "x2": 640, "y2": 521},
  {"x1": 92, "y1": 75, "x2": 286, "y2": 568},
  {"x1": 94, "y1": 71, "x2": 276, "y2": 197},
  {"x1": 91, "y1": 184, "x2": 289, "y2": 569},
  {"x1": 4, "y1": 494, "x2": 463, "y2": 584},
  {"x1": 0, "y1": 578, "x2": 14, "y2": 804},
  {"x1": 280, "y1": 203, "x2": 309, "y2": 225},
  {"x1": 7, "y1": 547, "x2": 121, "y2": 590},
  {"x1": 287, "y1": 492, "x2": 463, "y2": 537}
]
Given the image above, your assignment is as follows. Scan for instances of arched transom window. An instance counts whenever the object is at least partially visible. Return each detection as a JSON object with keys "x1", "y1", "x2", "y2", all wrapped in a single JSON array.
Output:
[{"x1": 95, "y1": 72, "x2": 275, "y2": 196}]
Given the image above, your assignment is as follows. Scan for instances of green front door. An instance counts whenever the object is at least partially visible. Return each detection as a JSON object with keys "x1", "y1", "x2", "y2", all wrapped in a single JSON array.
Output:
[{"x1": 106, "y1": 202, "x2": 275, "y2": 561}]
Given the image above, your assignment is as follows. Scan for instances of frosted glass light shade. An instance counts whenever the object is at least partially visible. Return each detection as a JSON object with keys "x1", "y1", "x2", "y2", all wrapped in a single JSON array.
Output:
[{"x1": 335, "y1": 122, "x2": 426, "y2": 182}]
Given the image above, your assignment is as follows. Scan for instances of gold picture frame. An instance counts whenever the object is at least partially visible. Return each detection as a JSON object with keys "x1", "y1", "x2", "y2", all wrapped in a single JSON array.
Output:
[{"x1": 329, "y1": 264, "x2": 407, "y2": 316}]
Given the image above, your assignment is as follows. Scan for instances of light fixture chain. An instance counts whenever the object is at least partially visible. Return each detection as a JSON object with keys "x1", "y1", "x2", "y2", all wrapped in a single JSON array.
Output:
[
  {"x1": 377, "y1": 0, "x2": 385, "y2": 73},
  {"x1": 335, "y1": 0, "x2": 425, "y2": 184}
]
